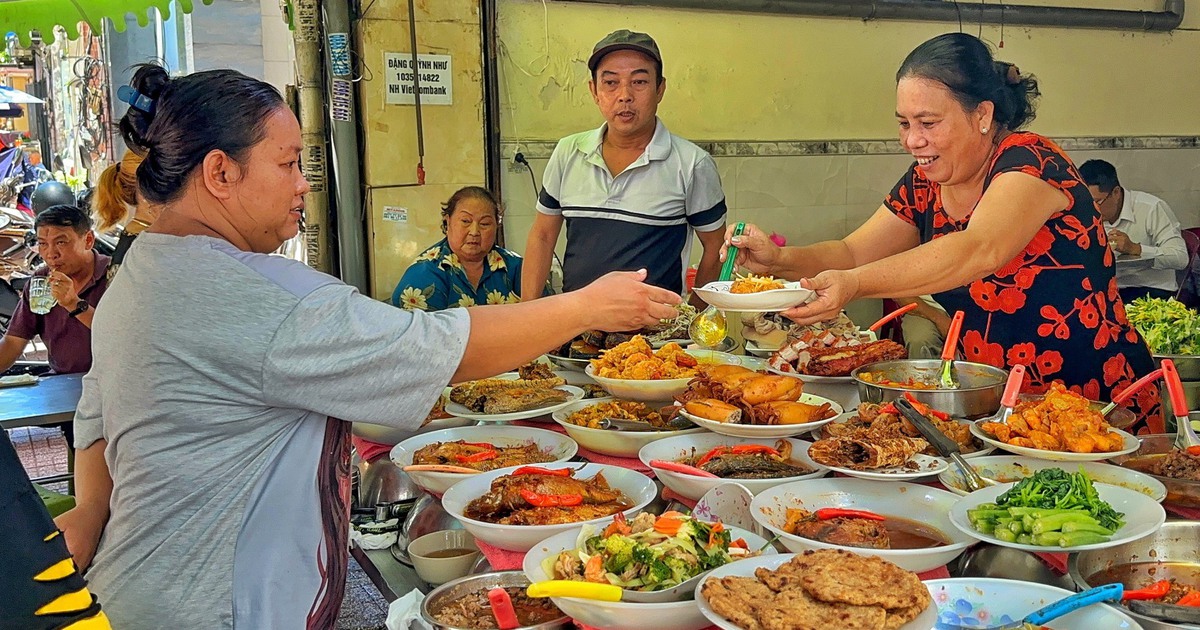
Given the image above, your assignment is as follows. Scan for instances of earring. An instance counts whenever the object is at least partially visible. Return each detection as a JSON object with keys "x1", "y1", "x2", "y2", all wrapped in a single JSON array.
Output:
[{"x1": 981, "y1": 127, "x2": 989, "y2": 134}]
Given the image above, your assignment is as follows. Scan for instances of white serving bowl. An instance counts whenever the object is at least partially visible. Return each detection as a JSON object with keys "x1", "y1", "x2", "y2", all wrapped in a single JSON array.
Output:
[
  {"x1": 678, "y1": 393, "x2": 844, "y2": 439},
  {"x1": 751, "y1": 477, "x2": 973, "y2": 572},
  {"x1": 638, "y1": 433, "x2": 828, "y2": 501},
  {"x1": 697, "y1": 553, "x2": 938, "y2": 630},
  {"x1": 522, "y1": 522, "x2": 775, "y2": 630},
  {"x1": 352, "y1": 387, "x2": 474, "y2": 446},
  {"x1": 390, "y1": 426, "x2": 578, "y2": 495},
  {"x1": 924, "y1": 578, "x2": 1141, "y2": 629},
  {"x1": 441, "y1": 462, "x2": 658, "y2": 552},
  {"x1": 583, "y1": 350, "x2": 740, "y2": 403},
  {"x1": 551, "y1": 398, "x2": 705, "y2": 457},
  {"x1": 937, "y1": 455, "x2": 1167, "y2": 501}
]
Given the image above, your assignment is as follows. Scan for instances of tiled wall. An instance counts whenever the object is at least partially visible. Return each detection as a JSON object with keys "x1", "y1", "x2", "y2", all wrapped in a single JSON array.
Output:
[{"x1": 499, "y1": 140, "x2": 1200, "y2": 323}]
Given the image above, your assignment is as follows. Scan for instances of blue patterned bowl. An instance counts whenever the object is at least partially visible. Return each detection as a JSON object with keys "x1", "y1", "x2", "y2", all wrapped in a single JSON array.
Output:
[{"x1": 924, "y1": 578, "x2": 1141, "y2": 629}]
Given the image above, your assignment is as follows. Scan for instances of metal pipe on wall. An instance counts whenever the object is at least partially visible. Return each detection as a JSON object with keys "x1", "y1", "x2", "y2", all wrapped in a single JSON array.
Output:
[
  {"x1": 293, "y1": 0, "x2": 334, "y2": 274},
  {"x1": 557, "y1": 0, "x2": 1185, "y2": 32},
  {"x1": 323, "y1": 0, "x2": 368, "y2": 292},
  {"x1": 481, "y1": 0, "x2": 505, "y2": 246}
]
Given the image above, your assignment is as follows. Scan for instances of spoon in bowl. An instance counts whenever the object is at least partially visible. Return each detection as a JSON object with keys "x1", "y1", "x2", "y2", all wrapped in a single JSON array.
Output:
[
  {"x1": 1163, "y1": 358, "x2": 1200, "y2": 449},
  {"x1": 689, "y1": 222, "x2": 745, "y2": 348},
  {"x1": 936, "y1": 310, "x2": 965, "y2": 389}
]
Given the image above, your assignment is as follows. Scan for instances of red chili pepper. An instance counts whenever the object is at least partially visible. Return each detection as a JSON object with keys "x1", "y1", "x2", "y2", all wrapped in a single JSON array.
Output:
[
  {"x1": 903, "y1": 392, "x2": 950, "y2": 420},
  {"x1": 520, "y1": 488, "x2": 583, "y2": 507},
  {"x1": 455, "y1": 450, "x2": 498, "y2": 463},
  {"x1": 1186, "y1": 445, "x2": 1200, "y2": 456},
  {"x1": 511, "y1": 466, "x2": 571, "y2": 477},
  {"x1": 1176, "y1": 591, "x2": 1200, "y2": 607},
  {"x1": 459, "y1": 441, "x2": 498, "y2": 449},
  {"x1": 695, "y1": 446, "x2": 730, "y2": 469},
  {"x1": 1122, "y1": 580, "x2": 1172, "y2": 600},
  {"x1": 814, "y1": 508, "x2": 886, "y2": 521},
  {"x1": 730, "y1": 538, "x2": 749, "y2": 550},
  {"x1": 730, "y1": 444, "x2": 781, "y2": 457}
]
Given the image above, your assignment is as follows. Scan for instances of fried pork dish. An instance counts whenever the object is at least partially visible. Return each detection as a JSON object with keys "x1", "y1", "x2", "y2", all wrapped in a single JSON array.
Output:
[
  {"x1": 678, "y1": 439, "x2": 814, "y2": 479},
  {"x1": 564, "y1": 400, "x2": 665, "y2": 429},
  {"x1": 463, "y1": 469, "x2": 632, "y2": 526},
  {"x1": 411, "y1": 440, "x2": 554, "y2": 471},
  {"x1": 729, "y1": 273, "x2": 786, "y2": 294},
  {"x1": 672, "y1": 364, "x2": 836, "y2": 426},
  {"x1": 1136, "y1": 445, "x2": 1200, "y2": 481},
  {"x1": 429, "y1": 586, "x2": 563, "y2": 629},
  {"x1": 449, "y1": 375, "x2": 570, "y2": 415},
  {"x1": 783, "y1": 509, "x2": 889, "y2": 549},
  {"x1": 808, "y1": 436, "x2": 928, "y2": 470},
  {"x1": 980, "y1": 382, "x2": 1125, "y2": 453},
  {"x1": 823, "y1": 399, "x2": 983, "y2": 456},
  {"x1": 701, "y1": 549, "x2": 931, "y2": 630},
  {"x1": 590, "y1": 336, "x2": 699, "y2": 380},
  {"x1": 772, "y1": 339, "x2": 908, "y2": 377}
]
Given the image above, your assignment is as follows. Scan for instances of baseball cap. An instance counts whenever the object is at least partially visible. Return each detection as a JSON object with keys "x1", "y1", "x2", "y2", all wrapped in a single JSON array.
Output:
[{"x1": 587, "y1": 30, "x2": 662, "y2": 72}]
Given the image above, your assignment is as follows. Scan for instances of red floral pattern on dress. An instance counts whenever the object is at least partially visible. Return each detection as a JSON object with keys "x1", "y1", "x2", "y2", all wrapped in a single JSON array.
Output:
[{"x1": 884, "y1": 132, "x2": 1160, "y2": 432}]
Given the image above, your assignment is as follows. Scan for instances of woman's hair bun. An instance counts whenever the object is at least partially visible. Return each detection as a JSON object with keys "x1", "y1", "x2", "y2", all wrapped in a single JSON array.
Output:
[{"x1": 118, "y1": 64, "x2": 171, "y2": 153}]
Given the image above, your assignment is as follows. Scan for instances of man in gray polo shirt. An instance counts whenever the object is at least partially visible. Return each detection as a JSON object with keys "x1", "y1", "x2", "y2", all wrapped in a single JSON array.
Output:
[{"x1": 521, "y1": 30, "x2": 727, "y2": 304}]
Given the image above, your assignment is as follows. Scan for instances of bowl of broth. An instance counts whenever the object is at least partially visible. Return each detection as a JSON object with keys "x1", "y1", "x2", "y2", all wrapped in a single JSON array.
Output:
[
  {"x1": 750, "y1": 477, "x2": 973, "y2": 572},
  {"x1": 409, "y1": 529, "x2": 481, "y2": 586}
]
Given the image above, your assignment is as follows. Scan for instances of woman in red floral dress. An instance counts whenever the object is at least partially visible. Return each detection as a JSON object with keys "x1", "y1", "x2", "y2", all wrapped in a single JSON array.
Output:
[{"x1": 726, "y1": 32, "x2": 1160, "y2": 432}]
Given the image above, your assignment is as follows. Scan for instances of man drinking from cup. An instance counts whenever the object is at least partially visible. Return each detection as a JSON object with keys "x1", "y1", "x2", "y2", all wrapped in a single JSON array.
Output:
[{"x1": 1, "y1": 204, "x2": 110, "y2": 377}]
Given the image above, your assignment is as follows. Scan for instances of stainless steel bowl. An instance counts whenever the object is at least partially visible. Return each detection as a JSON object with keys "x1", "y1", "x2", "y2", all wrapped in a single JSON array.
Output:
[
  {"x1": 851, "y1": 359, "x2": 1007, "y2": 419},
  {"x1": 1069, "y1": 520, "x2": 1200, "y2": 630},
  {"x1": 1155, "y1": 353, "x2": 1200, "y2": 381},
  {"x1": 1161, "y1": 379, "x2": 1200, "y2": 420},
  {"x1": 421, "y1": 570, "x2": 572, "y2": 630},
  {"x1": 1110, "y1": 432, "x2": 1200, "y2": 508}
]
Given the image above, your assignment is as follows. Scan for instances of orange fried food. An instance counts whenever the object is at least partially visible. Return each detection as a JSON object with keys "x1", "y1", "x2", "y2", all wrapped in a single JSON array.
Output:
[
  {"x1": 590, "y1": 336, "x2": 699, "y2": 380},
  {"x1": 983, "y1": 382, "x2": 1124, "y2": 454},
  {"x1": 729, "y1": 273, "x2": 786, "y2": 294}
]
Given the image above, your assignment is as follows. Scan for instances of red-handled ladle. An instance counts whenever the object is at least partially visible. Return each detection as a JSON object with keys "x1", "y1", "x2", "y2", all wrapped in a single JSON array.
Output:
[
  {"x1": 993, "y1": 364, "x2": 1026, "y2": 425},
  {"x1": 488, "y1": 587, "x2": 519, "y2": 630},
  {"x1": 649, "y1": 459, "x2": 720, "y2": 478},
  {"x1": 937, "y1": 311, "x2": 966, "y2": 389},
  {"x1": 1163, "y1": 359, "x2": 1200, "y2": 449},
  {"x1": 1098, "y1": 368, "x2": 1162, "y2": 419},
  {"x1": 868, "y1": 301, "x2": 920, "y2": 333}
]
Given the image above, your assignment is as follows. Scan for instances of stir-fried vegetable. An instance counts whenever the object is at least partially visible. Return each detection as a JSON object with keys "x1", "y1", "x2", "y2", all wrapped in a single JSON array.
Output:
[
  {"x1": 1126, "y1": 297, "x2": 1200, "y2": 355},
  {"x1": 545, "y1": 512, "x2": 751, "y2": 592},
  {"x1": 994, "y1": 468, "x2": 1125, "y2": 531}
]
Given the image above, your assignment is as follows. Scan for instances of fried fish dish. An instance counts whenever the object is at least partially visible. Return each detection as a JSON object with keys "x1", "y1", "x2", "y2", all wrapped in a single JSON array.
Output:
[
  {"x1": 700, "y1": 550, "x2": 931, "y2": 630},
  {"x1": 449, "y1": 376, "x2": 569, "y2": 414},
  {"x1": 463, "y1": 468, "x2": 632, "y2": 525},
  {"x1": 411, "y1": 440, "x2": 555, "y2": 472}
]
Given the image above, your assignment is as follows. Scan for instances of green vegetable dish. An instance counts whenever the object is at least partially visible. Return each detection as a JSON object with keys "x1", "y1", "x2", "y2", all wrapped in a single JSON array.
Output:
[
  {"x1": 546, "y1": 511, "x2": 752, "y2": 591},
  {"x1": 966, "y1": 468, "x2": 1126, "y2": 548},
  {"x1": 1126, "y1": 297, "x2": 1200, "y2": 355}
]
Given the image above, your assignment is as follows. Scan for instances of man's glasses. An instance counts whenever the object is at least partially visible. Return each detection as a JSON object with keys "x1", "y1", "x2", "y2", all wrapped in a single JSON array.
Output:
[{"x1": 1093, "y1": 191, "x2": 1112, "y2": 208}]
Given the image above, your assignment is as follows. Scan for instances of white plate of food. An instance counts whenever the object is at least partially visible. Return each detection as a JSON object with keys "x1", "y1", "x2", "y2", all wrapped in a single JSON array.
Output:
[
  {"x1": 692, "y1": 278, "x2": 814, "y2": 313},
  {"x1": 389, "y1": 425, "x2": 579, "y2": 495},
  {"x1": 639, "y1": 434, "x2": 828, "y2": 501},
  {"x1": 751, "y1": 478, "x2": 973, "y2": 573},
  {"x1": 806, "y1": 436, "x2": 948, "y2": 480},
  {"x1": 441, "y1": 462, "x2": 658, "y2": 552},
  {"x1": 696, "y1": 552, "x2": 938, "y2": 630},
  {"x1": 937, "y1": 455, "x2": 1167, "y2": 500},
  {"x1": 677, "y1": 393, "x2": 843, "y2": 439},
  {"x1": 446, "y1": 385, "x2": 585, "y2": 422},
  {"x1": 818, "y1": 412, "x2": 996, "y2": 459},
  {"x1": 551, "y1": 398, "x2": 705, "y2": 458},
  {"x1": 948, "y1": 481, "x2": 1166, "y2": 553},
  {"x1": 970, "y1": 419, "x2": 1141, "y2": 462}
]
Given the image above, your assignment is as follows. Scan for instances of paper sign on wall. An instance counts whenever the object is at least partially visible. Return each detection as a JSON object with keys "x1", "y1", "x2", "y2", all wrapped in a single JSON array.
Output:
[
  {"x1": 382, "y1": 206, "x2": 409, "y2": 223},
  {"x1": 384, "y1": 53, "x2": 453, "y2": 105}
]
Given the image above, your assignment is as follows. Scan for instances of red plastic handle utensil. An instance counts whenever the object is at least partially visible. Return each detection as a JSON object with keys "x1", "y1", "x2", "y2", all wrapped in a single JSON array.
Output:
[
  {"x1": 868, "y1": 302, "x2": 919, "y2": 332},
  {"x1": 1111, "y1": 368, "x2": 1163, "y2": 405},
  {"x1": 1001, "y1": 364, "x2": 1026, "y2": 408},
  {"x1": 488, "y1": 587, "x2": 519, "y2": 630},
  {"x1": 649, "y1": 459, "x2": 720, "y2": 478},
  {"x1": 940, "y1": 311, "x2": 965, "y2": 361},
  {"x1": 1163, "y1": 359, "x2": 1191, "y2": 416}
]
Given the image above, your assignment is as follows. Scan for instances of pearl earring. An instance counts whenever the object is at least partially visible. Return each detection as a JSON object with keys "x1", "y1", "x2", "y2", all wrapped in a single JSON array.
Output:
[{"x1": 981, "y1": 127, "x2": 989, "y2": 134}]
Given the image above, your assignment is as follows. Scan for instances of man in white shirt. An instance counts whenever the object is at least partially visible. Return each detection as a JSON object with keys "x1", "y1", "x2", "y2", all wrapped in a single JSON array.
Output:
[
  {"x1": 1079, "y1": 159, "x2": 1189, "y2": 303},
  {"x1": 521, "y1": 30, "x2": 727, "y2": 307}
]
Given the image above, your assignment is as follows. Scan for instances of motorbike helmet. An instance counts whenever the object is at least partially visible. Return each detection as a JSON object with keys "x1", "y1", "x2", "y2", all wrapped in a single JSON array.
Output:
[{"x1": 31, "y1": 181, "x2": 75, "y2": 214}]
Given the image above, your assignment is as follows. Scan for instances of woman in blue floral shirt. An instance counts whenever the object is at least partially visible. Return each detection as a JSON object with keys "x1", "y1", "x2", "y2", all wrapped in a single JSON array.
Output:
[{"x1": 392, "y1": 186, "x2": 525, "y2": 311}]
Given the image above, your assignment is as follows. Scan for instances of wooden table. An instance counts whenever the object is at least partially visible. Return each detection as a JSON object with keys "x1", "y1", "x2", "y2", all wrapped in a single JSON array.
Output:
[{"x1": 0, "y1": 373, "x2": 83, "y2": 429}]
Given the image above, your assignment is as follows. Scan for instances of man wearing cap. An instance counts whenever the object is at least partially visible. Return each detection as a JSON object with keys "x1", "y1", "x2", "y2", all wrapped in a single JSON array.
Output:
[{"x1": 521, "y1": 30, "x2": 727, "y2": 306}]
